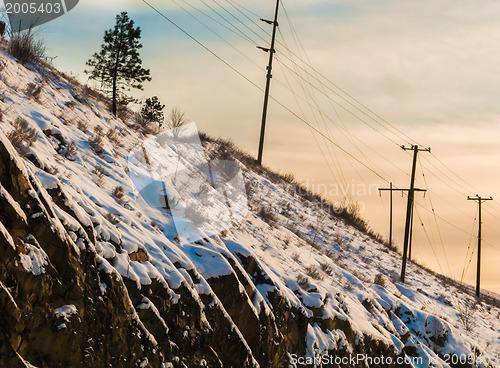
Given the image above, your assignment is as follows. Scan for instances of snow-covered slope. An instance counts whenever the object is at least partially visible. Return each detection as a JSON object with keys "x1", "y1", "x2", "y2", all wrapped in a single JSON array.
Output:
[{"x1": 0, "y1": 45, "x2": 498, "y2": 368}]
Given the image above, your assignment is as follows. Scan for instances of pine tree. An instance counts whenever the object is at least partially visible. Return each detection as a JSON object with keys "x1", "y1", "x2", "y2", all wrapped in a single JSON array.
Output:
[
  {"x1": 141, "y1": 96, "x2": 165, "y2": 124},
  {"x1": 85, "y1": 12, "x2": 151, "y2": 116}
]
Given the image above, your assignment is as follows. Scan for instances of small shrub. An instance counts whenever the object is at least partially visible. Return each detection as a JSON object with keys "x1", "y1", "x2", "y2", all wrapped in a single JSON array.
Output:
[
  {"x1": 89, "y1": 126, "x2": 104, "y2": 154},
  {"x1": 112, "y1": 185, "x2": 125, "y2": 199},
  {"x1": 25, "y1": 82, "x2": 41, "y2": 100},
  {"x1": 333, "y1": 199, "x2": 373, "y2": 236},
  {"x1": 47, "y1": 166, "x2": 59, "y2": 175},
  {"x1": 351, "y1": 270, "x2": 365, "y2": 282},
  {"x1": 292, "y1": 253, "x2": 300, "y2": 262},
  {"x1": 77, "y1": 121, "x2": 88, "y2": 133},
  {"x1": 283, "y1": 235, "x2": 291, "y2": 248},
  {"x1": 107, "y1": 128, "x2": 120, "y2": 144},
  {"x1": 64, "y1": 101, "x2": 76, "y2": 109},
  {"x1": 324, "y1": 248, "x2": 334, "y2": 258},
  {"x1": 361, "y1": 256, "x2": 372, "y2": 265},
  {"x1": 105, "y1": 212, "x2": 120, "y2": 225},
  {"x1": 293, "y1": 229, "x2": 302, "y2": 240},
  {"x1": 280, "y1": 171, "x2": 296, "y2": 184},
  {"x1": 81, "y1": 84, "x2": 104, "y2": 102},
  {"x1": 65, "y1": 141, "x2": 77, "y2": 160},
  {"x1": 333, "y1": 232, "x2": 344, "y2": 247},
  {"x1": 305, "y1": 265, "x2": 323, "y2": 280},
  {"x1": 258, "y1": 207, "x2": 276, "y2": 223},
  {"x1": 309, "y1": 240, "x2": 321, "y2": 252},
  {"x1": 132, "y1": 112, "x2": 158, "y2": 135},
  {"x1": 150, "y1": 220, "x2": 158, "y2": 228},
  {"x1": 8, "y1": 29, "x2": 46, "y2": 65},
  {"x1": 296, "y1": 274, "x2": 310, "y2": 289},
  {"x1": 144, "y1": 121, "x2": 160, "y2": 136},
  {"x1": 58, "y1": 114, "x2": 70, "y2": 126},
  {"x1": 116, "y1": 103, "x2": 133, "y2": 122},
  {"x1": 92, "y1": 165, "x2": 106, "y2": 186},
  {"x1": 374, "y1": 273, "x2": 386, "y2": 287},
  {"x1": 461, "y1": 299, "x2": 477, "y2": 332},
  {"x1": 166, "y1": 106, "x2": 187, "y2": 130},
  {"x1": 7, "y1": 117, "x2": 37, "y2": 149},
  {"x1": 92, "y1": 165, "x2": 106, "y2": 177},
  {"x1": 244, "y1": 180, "x2": 255, "y2": 200},
  {"x1": 320, "y1": 262, "x2": 333, "y2": 276}
]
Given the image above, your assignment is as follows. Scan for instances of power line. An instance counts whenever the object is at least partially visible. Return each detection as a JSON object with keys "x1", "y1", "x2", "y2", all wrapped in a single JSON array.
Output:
[
  {"x1": 139, "y1": 0, "x2": 263, "y2": 91},
  {"x1": 173, "y1": 0, "x2": 262, "y2": 72},
  {"x1": 275, "y1": 25, "x2": 353, "y2": 197},
  {"x1": 419, "y1": 161, "x2": 451, "y2": 276},
  {"x1": 414, "y1": 204, "x2": 444, "y2": 274},
  {"x1": 209, "y1": 0, "x2": 266, "y2": 43},
  {"x1": 275, "y1": 19, "x2": 406, "y2": 183},
  {"x1": 461, "y1": 206, "x2": 477, "y2": 284},
  {"x1": 190, "y1": 0, "x2": 256, "y2": 43},
  {"x1": 275, "y1": 40, "x2": 350, "y2": 198}
]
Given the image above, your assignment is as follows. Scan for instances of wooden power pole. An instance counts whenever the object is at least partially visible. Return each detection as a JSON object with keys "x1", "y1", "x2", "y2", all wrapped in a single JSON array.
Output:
[
  {"x1": 379, "y1": 182, "x2": 394, "y2": 249},
  {"x1": 400, "y1": 145, "x2": 430, "y2": 283},
  {"x1": 467, "y1": 195, "x2": 493, "y2": 297},
  {"x1": 379, "y1": 183, "x2": 426, "y2": 252},
  {"x1": 257, "y1": 0, "x2": 280, "y2": 165}
]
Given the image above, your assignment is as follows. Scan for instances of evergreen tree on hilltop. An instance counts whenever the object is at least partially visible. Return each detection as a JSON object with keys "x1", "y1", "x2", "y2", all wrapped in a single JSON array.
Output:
[
  {"x1": 141, "y1": 96, "x2": 165, "y2": 125},
  {"x1": 85, "y1": 12, "x2": 151, "y2": 116}
]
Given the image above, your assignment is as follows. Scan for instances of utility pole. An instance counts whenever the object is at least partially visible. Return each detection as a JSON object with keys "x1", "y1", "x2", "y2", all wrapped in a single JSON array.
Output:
[
  {"x1": 400, "y1": 145, "x2": 430, "y2": 283},
  {"x1": 379, "y1": 183, "x2": 426, "y2": 252},
  {"x1": 467, "y1": 195, "x2": 492, "y2": 298},
  {"x1": 256, "y1": 0, "x2": 280, "y2": 165},
  {"x1": 408, "y1": 204, "x2": 414, "y2": 261},
  {"x1": 379, "y1": 182, "x2": 394, "y2": 249}
]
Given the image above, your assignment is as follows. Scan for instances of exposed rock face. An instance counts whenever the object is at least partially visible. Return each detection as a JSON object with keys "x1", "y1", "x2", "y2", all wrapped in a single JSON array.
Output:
[
  {"x1": 0, "y1": 134, "x2": 257, "y2": 367},
  {"x1": 0, "y1": 135, "x2": 162, "y2": 367}
]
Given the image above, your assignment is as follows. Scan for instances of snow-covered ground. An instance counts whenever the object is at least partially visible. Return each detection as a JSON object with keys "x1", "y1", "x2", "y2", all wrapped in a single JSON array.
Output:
[{"x1": 0, "y1": 47, "x2": 498, "y2": 367}]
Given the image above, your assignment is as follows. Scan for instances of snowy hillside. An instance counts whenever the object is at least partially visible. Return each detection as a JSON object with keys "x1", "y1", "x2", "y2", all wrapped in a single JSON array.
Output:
[{"x1": 0, "y1": 44, "x2": 499, "y2": 368}]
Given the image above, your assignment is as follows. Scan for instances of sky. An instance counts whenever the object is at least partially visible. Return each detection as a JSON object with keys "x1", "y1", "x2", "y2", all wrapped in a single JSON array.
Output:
[{"x1": 2, "y1": 0, "x2": 500, "y2": 294}]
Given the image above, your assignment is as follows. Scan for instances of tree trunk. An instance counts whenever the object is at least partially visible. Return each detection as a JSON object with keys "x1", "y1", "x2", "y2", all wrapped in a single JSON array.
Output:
[
  {"x1": 112, "y1": 74, "x2": 117, "y2": 117},
  {"x1": 111, "y1": 48, "x2": 121, "y2": 117}
]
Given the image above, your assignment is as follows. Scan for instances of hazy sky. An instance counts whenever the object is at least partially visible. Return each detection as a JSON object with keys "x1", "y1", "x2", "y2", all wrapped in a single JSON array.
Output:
[{"x1": 4, "y1": 0, "x2": 500, "y2": 293}]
